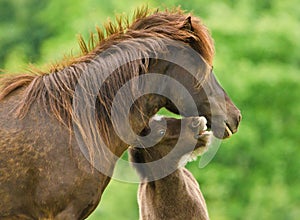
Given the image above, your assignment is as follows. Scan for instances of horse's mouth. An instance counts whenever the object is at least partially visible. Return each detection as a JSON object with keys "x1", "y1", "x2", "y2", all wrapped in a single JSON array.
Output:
[
  {"x1": 221, "y1": 122, "x2": 237, "y2": 139},
  {"x1": 181, "y1": 113, "x2": 236, "y2": 139},
  {"x1": 206, "y1": 122, "x2": 234, "y2": 139},
  {"x1": 225, "y1": 124, "x2": 233, "y2": 137}
]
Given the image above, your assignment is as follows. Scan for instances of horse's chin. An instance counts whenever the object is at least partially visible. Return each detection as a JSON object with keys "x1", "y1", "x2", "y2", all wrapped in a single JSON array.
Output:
[{"x1": 212, "y1": 125, "x2": 233, "y2": 139}]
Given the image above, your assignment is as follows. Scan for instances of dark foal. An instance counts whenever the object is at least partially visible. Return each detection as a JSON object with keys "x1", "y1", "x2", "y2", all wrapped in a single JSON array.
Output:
[{"x1": 129, "y1": 115, "x2": 211, "y2": 220}]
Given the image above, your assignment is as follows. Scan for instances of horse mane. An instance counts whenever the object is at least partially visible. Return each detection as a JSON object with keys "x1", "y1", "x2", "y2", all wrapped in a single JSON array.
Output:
[{"x1": 0, "y1": 7, "x2": 214, "y2": 163}]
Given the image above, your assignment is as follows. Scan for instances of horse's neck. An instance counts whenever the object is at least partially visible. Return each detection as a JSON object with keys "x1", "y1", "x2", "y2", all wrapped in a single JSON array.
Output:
[
  {"x1": 44, "y1": 65, "x2": 129, "y2": 161},
  {"x1": 52, "y1": 61, "x2": 166, "y2": 154}
]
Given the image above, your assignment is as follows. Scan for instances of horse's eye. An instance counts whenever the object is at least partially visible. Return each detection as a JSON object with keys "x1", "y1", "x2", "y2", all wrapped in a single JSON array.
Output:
[{"x1": 158, "y1": 129, "x2": 166, "y2": 136}]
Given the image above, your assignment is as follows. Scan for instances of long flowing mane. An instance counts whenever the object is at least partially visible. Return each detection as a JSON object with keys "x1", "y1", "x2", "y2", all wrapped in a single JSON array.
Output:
[{"x1": 0, "y1": 7, "x2": 214, "y2": 162}]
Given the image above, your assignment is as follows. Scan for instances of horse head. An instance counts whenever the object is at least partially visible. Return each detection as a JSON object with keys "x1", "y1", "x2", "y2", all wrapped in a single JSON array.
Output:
[{"x1": 127, "y1": 10, "x2": 241, "y2": 139}]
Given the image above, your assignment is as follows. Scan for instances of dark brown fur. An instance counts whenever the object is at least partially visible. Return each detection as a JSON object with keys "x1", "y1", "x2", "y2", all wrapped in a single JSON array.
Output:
[
  {"x1": 0, "y1": 7, "x2": 240, "y2": 219},
  {"x1": 129, "y1": 116, "x2": 210, "y2": 220}
]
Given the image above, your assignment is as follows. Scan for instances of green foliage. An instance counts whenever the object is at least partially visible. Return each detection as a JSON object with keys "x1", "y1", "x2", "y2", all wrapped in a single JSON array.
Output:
[
  {"x1": 1, "y1": 0, "x2": 299, "y2": 219},
  {"x1": 0, "y1": 0, "x2": 55, "y2": 68}
]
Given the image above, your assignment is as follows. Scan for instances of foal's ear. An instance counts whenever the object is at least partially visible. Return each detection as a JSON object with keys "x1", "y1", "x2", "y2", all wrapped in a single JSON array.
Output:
[
  {"x1": 181, "y1": 16, "x2": 193, "y2": 31},
  {"x1": 128, "y1": 146, "x2": 145, "y2": 163}
]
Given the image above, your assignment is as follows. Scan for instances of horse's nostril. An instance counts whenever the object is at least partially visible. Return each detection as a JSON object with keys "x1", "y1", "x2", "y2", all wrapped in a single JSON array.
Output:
[
  {"x1": 192, "y1": 118, "x2": 201, "y2": 128},
  {"x1": 236, "y1": 113, "x2": 242, "y2": 128},
  {"x1": 238, "y1": 113, "x2": 242, "y2": 123}
]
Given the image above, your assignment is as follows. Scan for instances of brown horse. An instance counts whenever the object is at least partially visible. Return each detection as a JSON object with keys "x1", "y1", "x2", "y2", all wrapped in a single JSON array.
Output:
[
  {"x1": 0, "y1": 7, "x2": 241, "y2": 219},
  {"x1": 129, "y1": 115, "x2": 211, "y2": 220}
]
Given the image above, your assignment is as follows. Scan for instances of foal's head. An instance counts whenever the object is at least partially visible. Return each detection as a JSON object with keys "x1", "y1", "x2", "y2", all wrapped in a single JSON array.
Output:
[{"x1": 129, "y1": 115, "x2": 212, "y2": 179}]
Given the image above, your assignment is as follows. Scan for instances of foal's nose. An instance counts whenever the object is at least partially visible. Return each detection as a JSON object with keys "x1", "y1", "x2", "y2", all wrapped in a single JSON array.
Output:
[
  {"x1": 191, "y1": 117, "x2": 207, "y2": 129},
  {"x1": 191, "y1": 117, "x2": 201, "y2": 127}
]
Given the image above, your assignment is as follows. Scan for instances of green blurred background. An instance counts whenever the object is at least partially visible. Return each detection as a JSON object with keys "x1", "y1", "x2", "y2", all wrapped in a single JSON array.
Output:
[{"x1": 1, "y1": 0, "x2": 299, "y2": 219}]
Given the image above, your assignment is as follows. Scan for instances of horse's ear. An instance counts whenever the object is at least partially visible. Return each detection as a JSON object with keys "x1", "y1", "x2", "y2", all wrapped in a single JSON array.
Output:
[{"x1": 181, "y1": 16, "x2": 193, "y2": 31}]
